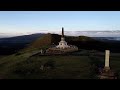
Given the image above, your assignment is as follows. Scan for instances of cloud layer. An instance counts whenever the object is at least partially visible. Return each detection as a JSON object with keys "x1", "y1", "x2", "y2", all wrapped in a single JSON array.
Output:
[{"x1": 1, "y1": 30, "x2": 120, "y2": 38}]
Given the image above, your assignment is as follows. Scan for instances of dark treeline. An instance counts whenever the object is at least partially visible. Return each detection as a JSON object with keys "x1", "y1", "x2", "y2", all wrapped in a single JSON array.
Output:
[{"x1": 68, "y1": 40, "x2": 120, "y2": 53}]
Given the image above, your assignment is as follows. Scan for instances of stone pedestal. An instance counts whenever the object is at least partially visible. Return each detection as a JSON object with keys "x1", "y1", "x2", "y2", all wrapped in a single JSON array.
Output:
[
  {"x1": 99, "y1": 69, "x2": 117, "y2": 79},
  {"x1": 104, "y1": 67, "x2": 110, "y2": 72},
  {"x1": 98, "y1": 50, "x2": 118, "y2": 79}
]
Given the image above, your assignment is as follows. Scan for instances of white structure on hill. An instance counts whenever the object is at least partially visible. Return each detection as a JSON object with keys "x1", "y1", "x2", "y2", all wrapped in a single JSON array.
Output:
[
  {"x1": 56, "y1": 27, "x2": 70, "y2": 49},
  {"x1": 46, "y1": 27, "x2": 78, "y2": 54}
]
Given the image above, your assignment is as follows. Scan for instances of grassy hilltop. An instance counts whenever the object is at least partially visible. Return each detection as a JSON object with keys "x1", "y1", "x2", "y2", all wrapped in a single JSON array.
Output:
[
  {"x1": 27, "y1": 33, "x2": 120, "y2": 53},
  {"x1": 0, "y1": 33, "x2": 120, "y2": 79},
  {"x1": 0, "y1": 50, "x2": 100, "y2": 79},
  {"x1": 0, "y1": 49, "x2": 120, "y2": 79},
  {"x1": 23, "y1": 33, "x2": 107, "y2": 53}
]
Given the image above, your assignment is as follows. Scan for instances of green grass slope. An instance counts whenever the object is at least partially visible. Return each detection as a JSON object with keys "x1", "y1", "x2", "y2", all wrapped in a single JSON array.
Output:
[
  {"x1": 22, "y1": 33, "x2": 61, "y2": 52},
  {"x1": 0, "y1": 49, "x2": 120, "y2": 79},
  {"x1": 0, "y1": 53, "x2": 97, "y2": 79},
  {"x1": 1, "y1": 34, "x2": 120, "y2": 79}
]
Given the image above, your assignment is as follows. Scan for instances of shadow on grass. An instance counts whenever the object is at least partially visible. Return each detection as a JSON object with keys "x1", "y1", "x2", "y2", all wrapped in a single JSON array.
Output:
[
  {"x1": 10, "y1": 58, "x2": 56, "y2": 79},
  {"x1": 88, "y1": 54, "x2": 104, "y2": 79}
]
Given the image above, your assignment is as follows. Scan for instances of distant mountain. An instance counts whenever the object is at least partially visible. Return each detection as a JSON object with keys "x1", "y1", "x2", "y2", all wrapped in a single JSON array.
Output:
[
  {"x1": 0, "y1": 33, "x2": 44, "y2": 44},
  {"x1": 0, "y1": 33, "x2": 44, "y2": 55}
]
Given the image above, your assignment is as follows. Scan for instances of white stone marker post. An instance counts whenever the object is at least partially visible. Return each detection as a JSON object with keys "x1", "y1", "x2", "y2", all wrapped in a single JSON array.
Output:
[{"x1": 105, "y1": 50, "x2": 110, "y2": 71}]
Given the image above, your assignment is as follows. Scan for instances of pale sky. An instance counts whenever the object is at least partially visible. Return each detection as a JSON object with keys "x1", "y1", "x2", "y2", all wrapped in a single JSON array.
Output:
[{"x1": 0, "y1": 11, "x2": 120, "y2": 34}]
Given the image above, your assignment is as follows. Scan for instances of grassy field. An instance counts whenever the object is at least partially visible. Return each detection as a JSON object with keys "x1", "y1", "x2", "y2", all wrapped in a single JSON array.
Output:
[{"x1": 0, "y1": 50, "x2": 120, "y2": 79}]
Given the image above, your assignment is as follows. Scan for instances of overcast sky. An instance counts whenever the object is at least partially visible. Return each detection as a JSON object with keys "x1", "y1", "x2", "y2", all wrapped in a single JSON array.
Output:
[{"x1": 0, "y1": 11, "x2": 120, "y2": 34}]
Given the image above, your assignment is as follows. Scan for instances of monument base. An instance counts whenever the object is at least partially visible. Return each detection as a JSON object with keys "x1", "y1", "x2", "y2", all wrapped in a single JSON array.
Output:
[
  {"x1": 98, "y1": 68, "x2": 118, "y2": 79},
  {"x1": 46, "y1": 45, "x2": 78, "y2": 55},
  {"x1": 104, "y1": 67, "x2": 110, "y2": 72}
]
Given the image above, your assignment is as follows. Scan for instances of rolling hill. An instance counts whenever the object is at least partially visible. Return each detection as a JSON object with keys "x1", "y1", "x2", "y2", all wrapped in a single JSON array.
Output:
[
  {"x1": 1, "y1": 32, "x2": 120, "y2": 55},
  {"x1": 0, "y1": 33, "x2": 44, "y2": 55},
  {"x1": 0, "y1": 33, "x2": 120, "y2": 79},
  {"x1": 23, "y1": 33, "x2": 108, "y2": 53}
]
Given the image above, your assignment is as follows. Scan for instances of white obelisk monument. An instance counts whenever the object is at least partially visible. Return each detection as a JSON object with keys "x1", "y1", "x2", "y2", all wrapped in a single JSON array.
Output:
[
  {"x1": 104, "y1": 50, "x2": 110, "y2": 71},
  {"x1": 56, "y1": 27, "x2": 70, "y2": 49}
]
